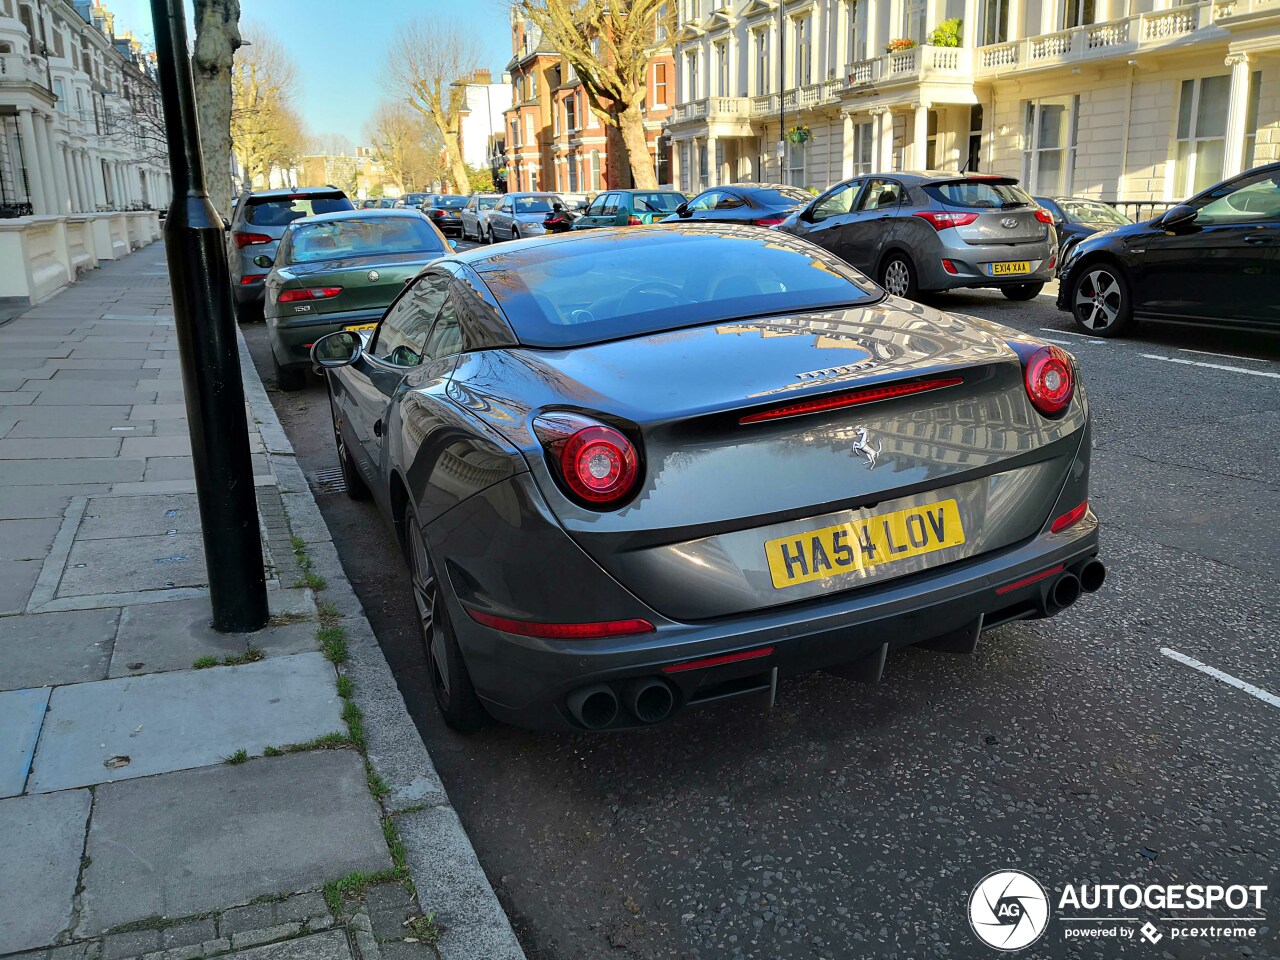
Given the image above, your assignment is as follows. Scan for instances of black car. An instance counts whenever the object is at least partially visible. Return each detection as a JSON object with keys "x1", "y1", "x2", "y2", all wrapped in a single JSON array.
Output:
[
  {"x1": 1057, "y1": 162, "x2": 1280, "y2": 336},
  {"x1": 1033, "y1": 196, "x2": 1131, "y2": 273},
  {"x1": 664, "y1": 183, "x2": 812, "y2": 227},
  {"x1": 420, "y1": 195, "x2": 468, "y2": 235}
]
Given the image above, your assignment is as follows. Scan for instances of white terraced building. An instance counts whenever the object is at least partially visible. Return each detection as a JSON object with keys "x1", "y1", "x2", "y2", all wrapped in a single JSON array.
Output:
[
  {"x1": 665, "y1": 0, "x2": 1280, "y2": 211},
  {"x1": 0, "y1": 0, "x2": 165, "y2": 307}
]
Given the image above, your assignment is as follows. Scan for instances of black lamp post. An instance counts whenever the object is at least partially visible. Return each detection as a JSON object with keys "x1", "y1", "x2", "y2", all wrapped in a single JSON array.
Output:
[{"x1": 149, "y1": 0, "x2": 269, "y2": 633}]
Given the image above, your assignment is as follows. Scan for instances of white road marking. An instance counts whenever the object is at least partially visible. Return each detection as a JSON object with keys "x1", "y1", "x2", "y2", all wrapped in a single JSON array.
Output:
[
  {"x1": 1178, "y1": 347, "x2": 1270, "y2": 364},
  {"x1": 1039, "y1": 327, "x2": 1104, "y2": 343},
  {"x1": 1142, "y1": 354, "x2": 1280, "y2": 380},
  {"x1": 1038, "y1": 337, "x2": 1075, "y2": 346},
  {"x1": 1161, "y1": 648, "x2": 1280, "y2": 710}
]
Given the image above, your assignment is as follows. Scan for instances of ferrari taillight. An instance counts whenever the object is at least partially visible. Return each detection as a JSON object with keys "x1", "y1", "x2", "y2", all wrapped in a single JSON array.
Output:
[
  {"x1": 1023, "y1": 345, "x2": 1074, "y2": 415},
  {"x1": 533, "y1": 412, "x2": 641, "y2": 508},
  {"x1": 278, "y1": 286, "x2": 342, "y2": 303}
]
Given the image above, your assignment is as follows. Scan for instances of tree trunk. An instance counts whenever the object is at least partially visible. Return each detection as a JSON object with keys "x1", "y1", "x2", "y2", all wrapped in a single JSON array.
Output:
[
  {"x1": 442, "y1": 131, "x2": 473, "y2": 195},
  {"x1": 192, "y1": 0, "x2": 241, "y2": 217},
  {"x1": 618, "y1": 105, "x2": 657, "y2": 189}
]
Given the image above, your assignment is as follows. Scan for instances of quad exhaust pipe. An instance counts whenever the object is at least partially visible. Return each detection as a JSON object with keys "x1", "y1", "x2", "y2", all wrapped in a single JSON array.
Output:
[
  {"x1": 1047, "y1": 572, "x2": 1082, "y2": 613},
  {"x1": 623, "y1": 678, "x2": 676, "y2": 724},
  {"x1": 1079, "y1": 558, "x2": 1106, "y2": 593},
  {"x1": 566, "y1": 684, "x2": 618, "y2": 730}
]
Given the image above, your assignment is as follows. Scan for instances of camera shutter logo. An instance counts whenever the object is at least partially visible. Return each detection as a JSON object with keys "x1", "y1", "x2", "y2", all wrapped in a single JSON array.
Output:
[{"x1": 969, "y1": 870, "x2": 1050, "y2": 951}]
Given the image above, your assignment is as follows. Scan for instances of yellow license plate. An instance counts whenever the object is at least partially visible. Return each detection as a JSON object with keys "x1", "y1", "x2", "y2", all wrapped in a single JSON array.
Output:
[
  {"x1": 991, "y1": 261, "x2": 1031, "y2": 276},
  {"x1": 764, "y1": 500, "x2": 966, "y2": 589},
  {"x1": 344, "y1": 322, "x2": 378, "y2": 333}
]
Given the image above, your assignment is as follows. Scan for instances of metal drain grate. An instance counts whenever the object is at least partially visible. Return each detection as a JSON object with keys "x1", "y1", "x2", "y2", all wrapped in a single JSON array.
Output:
[{"x1": 310, "y1": 466, "x2": 348, "y2": 495}]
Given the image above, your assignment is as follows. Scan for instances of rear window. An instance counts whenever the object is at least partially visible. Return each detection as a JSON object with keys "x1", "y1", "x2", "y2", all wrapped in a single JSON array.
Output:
[
  {"x1": 925, "y1": 179, "x2": 1033, "y2": 209},
  {"x1": 436, "y1": 197, "x2": 467, "y2": 209},
  {"x1": 474, "y1": 228, "x2": 879, "y2": 348},
  {"x1": 246, "y1": 194, "x2": 353, "y2": 226},
  {"x1": 1058, "y1": 199, "x2": 1130, "y2": 226},
  {"x1": 631, "y1": 193, "x2": 684, "y2": 213},
  {"x1": 512, "y1": 195, "x2": 561, "y2": 213},
  {"x1": 403, "y1": 194, "x2": 427, "y2": 205},
  {"x1": 283, "y1": 217, "x2": 444, "y2": 264},
  {"x1": 750, "y1": 186, "x2": 813, "y2": 206}
]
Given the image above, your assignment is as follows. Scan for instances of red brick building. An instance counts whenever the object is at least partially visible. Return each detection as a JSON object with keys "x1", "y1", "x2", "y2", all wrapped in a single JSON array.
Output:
[{"x1": 503, "y1": 12, "x2": 675, "y2": 194}]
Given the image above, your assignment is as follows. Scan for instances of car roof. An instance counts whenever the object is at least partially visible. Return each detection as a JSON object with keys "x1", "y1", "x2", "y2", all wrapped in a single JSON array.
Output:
[
  {"x1": 288, "y1": 209, "x2": 427, "y2": 224},
  {"x1": 506, "y1": 192, "x2": 561, "y2": 197},
  {"x1": 243, "y1": 186, "x2": 346, "y2": 200},
  {"x1": 608, "y1": 188, "x2": 684, "y2": 194}
]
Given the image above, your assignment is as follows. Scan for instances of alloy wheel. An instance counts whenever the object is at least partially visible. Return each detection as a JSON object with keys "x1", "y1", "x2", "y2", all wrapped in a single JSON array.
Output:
[
  {"x1": 883, "y1": 259, "x2": 911, "y2": 297},
  {"x1": 407, "y1": 522, "x2": 449, "y2": 706},
  {"x1": 1075, "y1": 268, "x2": 1123, "y2": 331}
]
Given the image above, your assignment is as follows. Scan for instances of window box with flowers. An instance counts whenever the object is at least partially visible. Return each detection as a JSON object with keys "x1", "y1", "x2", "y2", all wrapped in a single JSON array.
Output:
[
  {"x1": 885, "y1": 38, "x2": 917, "y2": 53},
  {"x1": 785, "y1": 125, "x2": 811, "y2": 145}
]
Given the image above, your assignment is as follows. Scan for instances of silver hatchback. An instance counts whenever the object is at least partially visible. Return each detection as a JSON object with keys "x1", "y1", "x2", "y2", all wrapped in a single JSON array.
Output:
[
  {"x1": 485, "y1": 192, "x2": 567, "y2": 242},
  {"x1": 780, "y1": 172, "x2": 1057, "y2": 302}
]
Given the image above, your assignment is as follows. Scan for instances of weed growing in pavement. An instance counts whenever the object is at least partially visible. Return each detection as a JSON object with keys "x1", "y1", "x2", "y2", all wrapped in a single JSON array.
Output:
[
  {"x1": 405, "y1": 913, "x2": 443, "y2": 945},
  {"x1": 365, "y1": 762, "x2": 390, "y2": 801},
  {"x1": 336, "y1": 674, "x2": 354, "y2": 698},
  {"x1": 319, "y1": 625, "x2": 348, "y2": 664},
  {"x1": 317, "y1": 600, "x2": 342, "y2": 626},
  {"x1": 268, "y1": 611, "x2": 311, "y2": 626},
  {"x1": 290, "y1": 536, "x2": 327, "y2": 591},
  {"x1": 193, "y1": 648, "x2": 264, "y2": 669},
  {"x1": 262, "y1": 732, "x2": 354, "y2": 756},
  {"x1": 322, "y1": 868, "x2": 407, "y2": 917},
  {"x1": 193, "y1": 655, "x2": 218, "y2": 669},
  {"x1": 341, "y1": 697, "x2": 366, "y2": 751},
  {"x1": 221, "y1": 749, "x2": 250, "y2": 765}
]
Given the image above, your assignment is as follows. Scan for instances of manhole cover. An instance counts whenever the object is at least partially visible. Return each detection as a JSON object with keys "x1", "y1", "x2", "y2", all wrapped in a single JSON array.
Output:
[{"x1": 310, "y1": 467, "x2": 347, "y2": 495}]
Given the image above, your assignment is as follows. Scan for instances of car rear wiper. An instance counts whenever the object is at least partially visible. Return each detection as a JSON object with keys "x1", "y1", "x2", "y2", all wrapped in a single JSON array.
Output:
[{"x1": 1000, "y1": 200, "x2": 1026, "y2": 209}]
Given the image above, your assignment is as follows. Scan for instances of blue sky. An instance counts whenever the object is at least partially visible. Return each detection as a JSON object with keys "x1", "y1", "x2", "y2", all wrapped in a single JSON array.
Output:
[{"x1": 107, "y1": 0, "x2": 513, "y2": 145}]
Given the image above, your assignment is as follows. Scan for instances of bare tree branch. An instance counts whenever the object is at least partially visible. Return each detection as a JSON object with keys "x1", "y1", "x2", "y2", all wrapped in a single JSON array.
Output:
[
  {"x1": 363, "y1": 100, "x2": 443, "y2": 194},
  {"x1": 231, "y1": 25, "x2": 304, "y2": 189}
]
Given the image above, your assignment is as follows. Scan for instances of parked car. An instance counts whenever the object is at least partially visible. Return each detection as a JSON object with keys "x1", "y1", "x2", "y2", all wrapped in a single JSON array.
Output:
[
  {"x1": 1034, "y1": 196, "x2": 1132, "y2": 271},
  {"x1": 664, "y1": 183, "x2": 811, "y2": 228},
  {"x1": 780, "y1": 172, "x2": 1056, "y2": 302},
  {"x1": 260, "y1": 209, "x2": 450, "y2": 390},
  {"x1": 1058, "y1": 162, "x2": 1280, "y2": 336},
  {"x1": 397, "y1": 193, "x2": 430, "y2": 209},
  {"x1": 310, "y1": 224, "x2": 1104, "y2": 732},
  {"x1": 421, "y1": 195, "x2": 468, "y2": 236},
  {"x1": 484, "y1": 192, "x2": 568, "y2": 242},
  {"x1": 228, "y1": 186, "x2": 354, "y2": 323},
  {"x1": 573, "y1": 189, "x2": 688, "y2": 230},
  {"x1": 558, "y1": 192, "x2": 592, "y2": 212},
  {"x1": 459, "y1": 194, "x2": 500, "y2": 241},
  {"x1": 358, "y1": 199, "x2": 381, "y2": 210}
]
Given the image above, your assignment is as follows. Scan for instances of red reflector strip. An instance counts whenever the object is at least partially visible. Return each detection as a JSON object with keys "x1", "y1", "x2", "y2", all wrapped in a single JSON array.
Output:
[
  {"x1": 941, "y1": 259, "x2": 958, "y2": 275},
  {"x1": 995, "y1": 564, "x2": 1065, "y2": 595},
  {"x1": 739, "y1": 377, "x2": 964, "y2": 425},
  {"x1": 240, "y1": 275, "x2": 266, "y2": 284},
  {"x1": 1051, "y1": 500, "x2": 1089, "y2": 533},
  {"x1": 466, "y1": 608, "x2": 654, "y2": 639},
  {"x1": 662, "y1": 646, "x2": 776, "y2": 674}
]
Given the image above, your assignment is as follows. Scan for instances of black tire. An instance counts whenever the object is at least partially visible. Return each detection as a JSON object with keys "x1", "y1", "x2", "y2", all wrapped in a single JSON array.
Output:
[
  {"x1": 1069, "y1": 261, "x2": 1134, "y2": 337},
  {"x1": 326, "y1": 383, "x2": 370, "y2": 501},
  {"x1": 879, "y1": 253, "x2": 919, "y2": 300},
  {"x1": 234, "y1": 299, "x2": 261, "y2": 324},
  {"x1": 273, "y1": 353, "x2": 306, "y2": 392},
  {"x1": 405, "y1": 507, "x2": 487, "y2": 732},
  {"x1": 1002, "y1": 282, "x2": 1045, "y2": 301},
  {"x1": 512, "y1": 227, "x2": 520, "y2": 241}
]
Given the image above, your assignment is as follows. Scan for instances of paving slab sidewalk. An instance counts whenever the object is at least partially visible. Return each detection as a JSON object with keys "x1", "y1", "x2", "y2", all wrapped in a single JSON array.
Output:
[{"x1": 0, "y1": 246, "x2": 524, "y2": 960}]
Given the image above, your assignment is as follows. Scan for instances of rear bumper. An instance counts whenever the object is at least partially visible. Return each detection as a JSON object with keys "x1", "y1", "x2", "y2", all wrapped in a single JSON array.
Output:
[
  {"x1": 268, "y1": 308, "x2": 385, "y2": 367},
  {"x1": 234, "y1": 277, "x2": 266, "y2": 305},
  {"x1": 918, "y1": 242, "x2": 1056, "y2": 292},
  {"x1": 442, "y1": 510, "x2": 1102, "y2": 732}
]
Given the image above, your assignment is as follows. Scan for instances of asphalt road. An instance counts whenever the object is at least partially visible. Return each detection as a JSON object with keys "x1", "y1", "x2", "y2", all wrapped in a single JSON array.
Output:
[{"x1": 242, "y1": 247, "x2": 1280, "y2": 960}]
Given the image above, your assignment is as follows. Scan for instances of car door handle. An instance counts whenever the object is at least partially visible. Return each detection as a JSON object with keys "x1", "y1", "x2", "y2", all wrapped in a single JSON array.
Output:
[
  {"x1": 1243, "y1": 235, "x2": 1275, "y2": 244},
  {"x1": 373, "y1": 419, "x2": 383, "y2": 438}
]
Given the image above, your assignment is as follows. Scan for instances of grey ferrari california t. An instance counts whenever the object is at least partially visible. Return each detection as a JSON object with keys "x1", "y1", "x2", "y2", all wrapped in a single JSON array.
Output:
[{"x1": 311, "y1": 224, "x2": 1105, "y2": 732}]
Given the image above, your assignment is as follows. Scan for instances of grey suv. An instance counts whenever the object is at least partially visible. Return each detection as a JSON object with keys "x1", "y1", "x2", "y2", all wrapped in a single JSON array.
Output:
[
  {"x1": 780, "y1": 172, "x2": 1057, "y2": 301},
  {"x1": 227, "y1": 187, "x2": 353, "y2": 322}
]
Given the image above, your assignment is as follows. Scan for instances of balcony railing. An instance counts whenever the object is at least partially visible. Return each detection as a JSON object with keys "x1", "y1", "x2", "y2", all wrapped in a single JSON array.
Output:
[
  {"x1": 0, "y1": 52, "x2": 49, "y2": 87},
  {"x1": 845, "y1": 45, "x2": 972, "y2": 88},
  {"x1": 672, "y1": 96, "x2": 751, "y2": 122},
  {"x1": 976, "y1": 1, "x2": 1214, "y2": 73}
]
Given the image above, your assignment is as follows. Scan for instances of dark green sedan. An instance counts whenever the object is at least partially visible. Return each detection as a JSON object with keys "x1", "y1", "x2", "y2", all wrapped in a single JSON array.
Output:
[
  {"x1": 262, "y1": 210, "x2": 450, "y2": 390},
  {"x1": 572, "y1": 189, "x2": 687, "y2": 230}
]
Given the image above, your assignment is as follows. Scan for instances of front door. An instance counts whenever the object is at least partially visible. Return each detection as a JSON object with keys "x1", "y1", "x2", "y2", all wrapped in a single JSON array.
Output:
[
  {"x1": 1133, "y1": 168, "x2": 1280, "y2": 327},
  {"x1": 793, "y1": 180, "x2": 862, "y2": 261},
  {"x1": 841, "y1": 178, "x2": 904, "y2": 271}
]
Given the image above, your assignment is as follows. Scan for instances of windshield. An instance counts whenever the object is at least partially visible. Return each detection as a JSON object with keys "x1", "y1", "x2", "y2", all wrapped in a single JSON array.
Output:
[
  {"x1": 284, "y1": 217, "x2": 445, "y2": 264},
  {"x1": 926, "y1": 179, "x2": 1033, "y2": 209},
  {"x1": 477, "y1": 197, "x2": 499, "y2": 210},
  {"x1": 632, "y1": 193, "x2": 685, "y2": 213},
  {"x1": 512, "y1": 195, "x2": 561, "y2": 214},
  {"x1": 403, "y1": 194, "x2": 427, "y2": 205},
  {"x1": 474, "y1": 227, "x2": 879, "y2": 348},
  {"x1": 246, "y1": 194, "x2": 352, "y2": 226},
  {"x1": 1059, "y1": 200, "x2": 1130, "y2": 225},
  {"x1": 437, "y1": 197, "x2": 468, "y2": 209}
]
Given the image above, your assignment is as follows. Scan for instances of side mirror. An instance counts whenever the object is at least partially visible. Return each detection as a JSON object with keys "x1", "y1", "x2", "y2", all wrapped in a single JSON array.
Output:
[
  {"x1": 449, "y1": 239, "x2": 458, "y2": 250},
  {"x1": 222, "y1": 217, "x2": 231, "y2": 231},
  {"x1": 1158, "y1": 203, "x2": 1198, "y2": 231},
  {"x1": 252, "y1": 254, "x2": 273, "y2": 269},
  {"x1": 552, "y1": 202, "x2": 564, "y2": 212},
  {"x1": 310, "y1": 330, "x2": 364, "y2": 369},
  {"x1": 675, "y1": 201, "x2": 690, "y2": 217}
]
